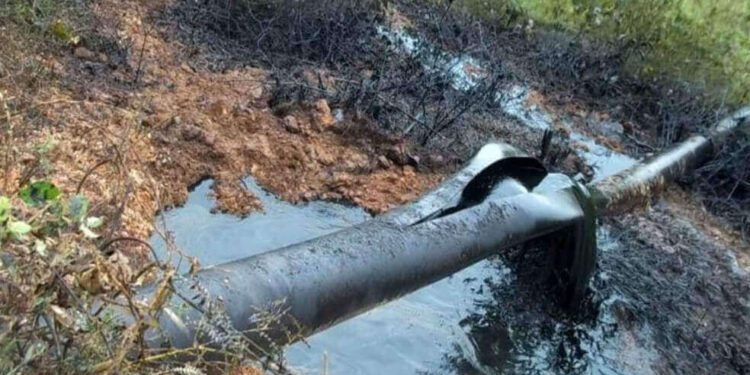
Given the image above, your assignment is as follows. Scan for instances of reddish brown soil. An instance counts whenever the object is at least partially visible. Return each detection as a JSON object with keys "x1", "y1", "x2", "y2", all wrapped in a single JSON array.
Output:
[{"x1": 4, "y1": 0, "x2": 444, "y2": 245}]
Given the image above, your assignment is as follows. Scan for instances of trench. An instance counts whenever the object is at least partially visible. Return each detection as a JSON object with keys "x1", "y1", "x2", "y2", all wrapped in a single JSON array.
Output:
[{"x1": 148, "y1": 23, "x2": 749, "y2": 375}]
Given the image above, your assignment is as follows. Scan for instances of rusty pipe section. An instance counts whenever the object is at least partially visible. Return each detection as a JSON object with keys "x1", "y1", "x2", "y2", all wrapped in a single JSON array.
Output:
[{"x1": 590, "y1": 107, "x2": 749, "y2": 216}]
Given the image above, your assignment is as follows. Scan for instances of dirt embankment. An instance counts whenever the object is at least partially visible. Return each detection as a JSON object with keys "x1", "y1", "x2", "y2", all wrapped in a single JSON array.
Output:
[{"x1": 4, "y1": 0, "x2": 445, "y2": 252}]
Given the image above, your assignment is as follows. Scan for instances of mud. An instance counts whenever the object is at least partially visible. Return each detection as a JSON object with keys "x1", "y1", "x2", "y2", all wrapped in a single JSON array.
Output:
[{"x1": 4, "y1": 0, "x2": 444, "y2": 250}]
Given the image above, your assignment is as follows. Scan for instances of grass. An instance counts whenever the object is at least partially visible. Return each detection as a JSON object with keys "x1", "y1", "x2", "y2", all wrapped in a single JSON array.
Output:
[{"x1": 453, "y1": 0, "x2": 750, "y2": 104}]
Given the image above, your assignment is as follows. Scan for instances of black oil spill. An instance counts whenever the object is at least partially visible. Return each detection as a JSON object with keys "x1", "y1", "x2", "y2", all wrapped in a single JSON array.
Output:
[{"x1": 151, "y1": 176, "x2": 749, "y2": 374}]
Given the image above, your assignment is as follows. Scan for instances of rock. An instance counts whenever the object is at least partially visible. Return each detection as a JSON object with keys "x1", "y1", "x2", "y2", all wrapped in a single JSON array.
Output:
[
  {"x1": 407, "y1": 154, "x2": 420, "y2": 168},
  {"x1": 377, "y1": 155, "x2": 392, "y2": 168},
  {"x1": 283, "y1": 115, "x2": 300, "y2": 134},
  {"x1": 425, "y1": 153, "x2": 444, "y2": 166},
  {"x1": 386, "y1": 145, "x2": 408, "y2": 166},
  {"x1": 249, "y1": 84, "x2": 263, "y2": 99},
  {"x1": 180, "y1": 63, "x2": 193, "y2": 73},
  {"x1": 314, "y1": 99, "x2": 334, "y2": 127},
  {"x1": 74, "y1": 46, "x2": 96, "y2": 60},
  {"x1": 333, "y1": 108, "x2": 344, "y2": 123},
  {"x1": 208, "y1": 100, "x2": 230, "y2": 118},
  {"x1": 181, "y1": 124, "x2": 203, "y2": 141},
  {"x1": 203, "y1": 131, "x2": 217, "y2": 147}
]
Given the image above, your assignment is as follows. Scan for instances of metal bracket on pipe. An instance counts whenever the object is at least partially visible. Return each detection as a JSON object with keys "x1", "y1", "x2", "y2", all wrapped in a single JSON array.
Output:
[
  {"x1": 381, "y1": 143, "x2": 547, "y2": 226},
  {"x1": 545, "y1": 180, "x2": 597, "y2": 308}
]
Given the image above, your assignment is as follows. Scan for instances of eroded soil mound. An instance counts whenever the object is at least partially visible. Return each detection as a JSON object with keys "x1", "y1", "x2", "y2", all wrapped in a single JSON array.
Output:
[{"x1": 3, "y1": 0, "x2": 445, "y2": 248}]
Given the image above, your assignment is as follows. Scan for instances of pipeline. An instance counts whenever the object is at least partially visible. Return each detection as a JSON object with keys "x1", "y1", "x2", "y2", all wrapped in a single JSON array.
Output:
[
  {"x1": 591, "y1": 107, "x2": 750, "y2": 216},
  {"x1": 123, "y1": 107, "x2": 749, "y2": 355}
]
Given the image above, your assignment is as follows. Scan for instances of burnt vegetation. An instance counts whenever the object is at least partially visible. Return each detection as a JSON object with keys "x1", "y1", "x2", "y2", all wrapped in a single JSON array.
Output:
[
  {"x1": 156, "y1": 0, "x2": 748, "y2": 238},
  {"x1": 156, "y1": 0, "x2": 508, "y2": 150}
]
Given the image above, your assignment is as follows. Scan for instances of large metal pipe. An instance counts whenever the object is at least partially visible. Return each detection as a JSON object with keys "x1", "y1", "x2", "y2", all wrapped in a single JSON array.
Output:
[
  {"x1": 128, "y1": 108, "x2": 749, "y2": 355},
  {"x1": 591, "y1": 107, "x2": 750, "y2": 216}
]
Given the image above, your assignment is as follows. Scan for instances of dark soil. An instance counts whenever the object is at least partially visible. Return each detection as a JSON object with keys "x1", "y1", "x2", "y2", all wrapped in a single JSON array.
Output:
[
  {"x1": 159, "y1": 0, "x2": 747, "y2": 239},
  {"x1": 455, "y1": 199, "x2": 750, "y2": 374}
]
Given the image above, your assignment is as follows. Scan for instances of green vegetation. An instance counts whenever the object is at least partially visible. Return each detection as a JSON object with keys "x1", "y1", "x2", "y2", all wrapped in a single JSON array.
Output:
[{"x1": 454, "y1": 0, "x2": 750, "y2": 103}]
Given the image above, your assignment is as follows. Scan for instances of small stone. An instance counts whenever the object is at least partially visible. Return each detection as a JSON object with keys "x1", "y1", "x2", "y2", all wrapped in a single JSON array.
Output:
[
  {"x1": 571, "y1": 141, "x2": 590, "y2": 152},
  {"x1": 181, "y1": 124, "x2": 203, "y2": 141},
  {"x1": 402, "y1": 165, "x2": 416, "y2": 177},
  {"x1": 306, "y1": 144, "x2": 318, "y2": 159},
  {"x1": 152, "y1": 132, "x2": 171, "y2": 144},
  {"x1": 180, "y1": 63, "x2": 193, "y2": 73},
  {"x1": 333, "y1": 108, "x2": 344, "y2": 123},
  {"x1": 386, "y1": 145, "x2": 408, "y2": 166},
  {"x1": 377, "y1": 155, "x2": 392, "y2": 168},
  {"x1": 74, "y1": 46, "x2": 96, "y2": 60},
  {"x1": 597, "y1": 120, "x2": 625, "y2": 143},
  {"x1": 249, "y1": 84, "x2": 263, "y2": 99},
  {"x1": 140, "y1": 117, "x2": 153, "y2": 127},
  {"x1": 314, "y1": 99, "x2": 334, "y2": 127},
  {"x1": 283, "y1": 115, "x2": 300, "y2": 134},
  {"x1": 361, "y1": 69, "x2": 374, "y2": 79},
  {"x1": 315, "y1": 146, "x2": 336, "y2": 165},
  {"x1": 203, "y1": 131, "x2": 217, "y2": 147},
  {"x1": 208, "y1": 100, "x2": 230, "y2": 118},
  {"x1": 302, "y1": 70, "x2": 318, "y2": 86},
  {"x1": 407, "y1": 154, "x2": 420, "y2": 167},
  {"x1": 426, "y1": 154, "x2": 444, "y2": 166},
  {"x1": 51, "y1": 60, "x2": 65, "y2": 75}
]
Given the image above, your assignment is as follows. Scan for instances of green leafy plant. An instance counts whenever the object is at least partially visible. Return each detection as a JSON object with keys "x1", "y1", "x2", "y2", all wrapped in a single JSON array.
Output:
[{"x1": 18, "y1": 180, "x2": 61, "y2": 206}]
